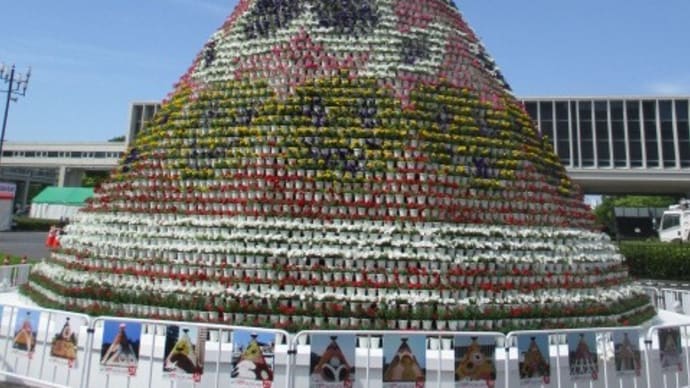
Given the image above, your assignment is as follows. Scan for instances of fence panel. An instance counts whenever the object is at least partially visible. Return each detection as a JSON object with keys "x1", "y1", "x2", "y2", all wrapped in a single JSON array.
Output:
[
  {"x1": 506, "y1": 326, "x2": 647, "y2": 388},
  {"x1": 84, "y1": 317, "x2": 290, "y2": 388},
  {"x1": 640, "y1": 286, "x2": 661, "y2": 309},
  {"x1": 0, "y1": 264, "x2": 31, "y2": 291},
  {"x1": 645, "y1": 323, "x2": 690, "y2": 388},
  {"x1": 291, "y1": 330, "x2": 506, "y2": 388},
  {"x1": 0, "y1": 303, "x2": 90, "y2": 388}
]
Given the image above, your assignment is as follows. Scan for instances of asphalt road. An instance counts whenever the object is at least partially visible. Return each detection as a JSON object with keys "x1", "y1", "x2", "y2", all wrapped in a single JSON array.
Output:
[{"x1": 0, "y1": 231, "x2": 50, "y2": 261}]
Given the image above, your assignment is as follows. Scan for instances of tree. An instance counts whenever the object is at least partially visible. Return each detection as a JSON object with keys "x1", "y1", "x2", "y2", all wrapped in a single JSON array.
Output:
[
  {"x1": 81, "y1": 171, "x2": 110, "y2": 187},
  {"x1": 108, "y1": 135, "x2": 126, "y2": 142}
]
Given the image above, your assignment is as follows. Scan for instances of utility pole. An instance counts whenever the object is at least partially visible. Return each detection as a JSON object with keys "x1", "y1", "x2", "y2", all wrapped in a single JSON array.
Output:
[{"x1": 0, "y1": 63, "x2": 31, "y2": 165}]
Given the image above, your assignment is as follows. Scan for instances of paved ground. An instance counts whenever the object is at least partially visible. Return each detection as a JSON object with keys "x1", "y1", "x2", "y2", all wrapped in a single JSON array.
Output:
[{"x1": 0, "y1": 232, "x2": 50, "y2": 261}]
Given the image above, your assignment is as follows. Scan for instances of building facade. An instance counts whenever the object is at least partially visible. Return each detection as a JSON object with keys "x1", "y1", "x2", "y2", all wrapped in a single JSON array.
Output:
[{"x1": 522, "y1": 97, "x2": 690, "y2": 170}]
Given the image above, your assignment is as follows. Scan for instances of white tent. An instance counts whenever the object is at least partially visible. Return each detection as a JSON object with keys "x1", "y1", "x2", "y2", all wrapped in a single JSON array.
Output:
[{"x1": 29, "y1": 187, "x2": 93, "y2": 221}]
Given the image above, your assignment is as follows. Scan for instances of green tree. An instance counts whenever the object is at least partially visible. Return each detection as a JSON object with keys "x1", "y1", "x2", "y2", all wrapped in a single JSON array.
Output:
[{"x1": 82, "y1": 171, "x2": 110, "y2": 187}]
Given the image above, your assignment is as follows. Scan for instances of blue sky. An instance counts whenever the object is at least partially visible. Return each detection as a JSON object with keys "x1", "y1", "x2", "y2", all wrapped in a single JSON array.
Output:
[{"x1": 1, "y1": 0, "x2": 689, "y2": 142}]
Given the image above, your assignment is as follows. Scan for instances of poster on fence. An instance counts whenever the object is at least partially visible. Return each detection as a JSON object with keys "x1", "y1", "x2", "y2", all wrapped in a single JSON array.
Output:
[
  {"x1": 48, "y1": 313, "x2": 83, "y2": 368},
  {"x1": 310, "y1": 334, "x2": 355, "y2": 387},
  {"x1": 382, "y1": 335, "x2": 426, "y2": 388},
  {"x1": 658, "y1": 327, "x2": 683, "y2": 372},
  {"x1": 231, "y1": 330, "x2": 275, "y2": 387},
  {"x1": 454, "y1": 336, "x2": 496, "y2": 387},
  {"x1": 613, "y1": 331, "x2": 642, "y2": 377},
  {"x1": 163, "y1": 325, "x2": 206, "y2": 382},
  {"x1": 517, "y1": 335, "x2": 550, "y2": 386},
  {"x1": 99, "y1": 320, "x2": 142, "y2": 376},
  {"x1": 12, "y1": 308, "x2": 40, "y2": 359},
  {"x1": 567, "y1": 333, "x2": 598, "y2": 381}
]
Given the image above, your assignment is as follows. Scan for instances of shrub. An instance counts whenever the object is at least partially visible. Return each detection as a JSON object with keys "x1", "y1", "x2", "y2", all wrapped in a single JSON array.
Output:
[
  {"x1": 12, "y1": 216, "x2": 55, "y2": 232},
  {"x1": 621, "y1": 241, "x2": 690, "y2": 281}
]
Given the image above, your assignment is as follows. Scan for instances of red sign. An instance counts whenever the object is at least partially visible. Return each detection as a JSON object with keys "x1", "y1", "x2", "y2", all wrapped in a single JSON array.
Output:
[{"x1": 0, "y1": 183, "x2": 15, "y2": 200}]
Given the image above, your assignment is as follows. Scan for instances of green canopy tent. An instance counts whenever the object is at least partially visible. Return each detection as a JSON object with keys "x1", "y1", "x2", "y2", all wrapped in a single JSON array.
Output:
[{"x1": 29, "y1": 187, "x2": 94, "y2": 220}]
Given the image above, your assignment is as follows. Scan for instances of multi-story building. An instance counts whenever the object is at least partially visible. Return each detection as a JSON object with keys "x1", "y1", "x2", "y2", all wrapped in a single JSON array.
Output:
[{"x1": 522, "y1": 97, "x2": 690, "y2": 170}]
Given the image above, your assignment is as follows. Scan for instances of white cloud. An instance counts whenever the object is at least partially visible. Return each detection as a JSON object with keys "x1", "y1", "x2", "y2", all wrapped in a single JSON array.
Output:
[{"x1": 647, "y1": 79, "x2": 690, "y2": 95}]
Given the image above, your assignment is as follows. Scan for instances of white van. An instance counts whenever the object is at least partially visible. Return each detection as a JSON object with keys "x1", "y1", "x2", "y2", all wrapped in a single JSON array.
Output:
[{"x1": 658, "y1": 200, "x2": 690, "y2": 242}]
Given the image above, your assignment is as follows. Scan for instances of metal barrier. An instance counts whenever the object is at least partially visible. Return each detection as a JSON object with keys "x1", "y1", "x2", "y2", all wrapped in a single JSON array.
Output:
[
  {"x1": 84, "y1": 317, "x2": 290, "y2": 388},
  {"x1": 0, "y1": 303, "x2": 90, "y2": 388},
  {"x1": 0, "y1": 264, "x2": 31, "y2": 291},
  {"x1": 641, "y1": 286, "x2": 663, "y2": 310},
  {"x1": 660, "y1": 288, "x2": 690, "y2": 315},
  {"x1": 6, "y1": 285, "x2": 690, "y2": 387},
  {"x1": 291, "y1": 329, "x2": 506, "y2": 388},
  {"x1": 645, "y1": 322, "x2": 690, "y2": 388},
  {"x1": 506, "y1": 326, "x2": 647, "y2": 388}
]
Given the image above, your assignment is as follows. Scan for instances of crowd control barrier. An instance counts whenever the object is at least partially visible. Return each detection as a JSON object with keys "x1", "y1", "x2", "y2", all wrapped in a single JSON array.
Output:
[
  {"x1": 0, "y1": 264, "x2": 31, "y2": 292},
  {"x1": 2, "y1": 286, "x2": 690, "y2": 387}
]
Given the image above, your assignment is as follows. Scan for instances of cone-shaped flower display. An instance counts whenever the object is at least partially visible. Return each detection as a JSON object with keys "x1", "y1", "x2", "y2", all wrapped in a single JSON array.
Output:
[{"x1": 25, "y1": 0, "x2": 654, "y2": 331}]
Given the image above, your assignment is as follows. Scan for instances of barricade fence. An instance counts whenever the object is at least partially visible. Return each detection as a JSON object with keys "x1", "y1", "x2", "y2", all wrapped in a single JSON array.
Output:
[
  {"x1": 0, "y1": 264, "x2": 31, "y2": 292},
  {"x1": 2, "y1": 286, "x2": 690, "y2": 387}
]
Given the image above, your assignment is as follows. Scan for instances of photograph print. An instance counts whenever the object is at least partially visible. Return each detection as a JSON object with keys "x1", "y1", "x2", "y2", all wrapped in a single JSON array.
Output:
[
  {"x1": 49, "y1": 313, "x2": 83, "y2": 368},
  {"x1": 517, "y1": 335, "x2": 550, "y2": 386},
  {"x1": 454, "y1": 336, "x2": 496, "y2": 387},
  {"x1": 99, "y1": 320, "x2": 142, "y2": 376},
  {"x1": 163, "y1": 325, "x2": 206, "y2": 382},
  {"x1": 231, "y1": 330, "x2": 275, "y2": 387},
  {"x1": 382, "y1": 335, "x2": 426, "y2": 388},
  {"x1": 12, "y1": 308, "x2": 41, "y2": 356},
  {"x1": 567, "y1": 333, "x2": 598, "y2": 380},
  {"x1": 613, "y1": 331, "x2": 641, "y2": 377},
  {"x1": 310, "y1": 334, "x2": 356, "y2": 387},
  {"x1": 659, "y1": 327, "x2": 683, "y2": 372}
]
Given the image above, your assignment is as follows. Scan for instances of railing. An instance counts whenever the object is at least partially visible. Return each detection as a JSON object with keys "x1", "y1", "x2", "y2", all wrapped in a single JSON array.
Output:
[
  {"x1": 2, "y1": 287, "x2": 690, "y2": 387},
  {"x1": 0, "y1": 265, "x2": 31, "y2": 292}
]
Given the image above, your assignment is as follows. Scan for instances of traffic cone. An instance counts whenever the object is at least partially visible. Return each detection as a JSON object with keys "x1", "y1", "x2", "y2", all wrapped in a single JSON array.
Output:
[{"x1": 45, "y1": 227, "x2": 57, "y2": 248}]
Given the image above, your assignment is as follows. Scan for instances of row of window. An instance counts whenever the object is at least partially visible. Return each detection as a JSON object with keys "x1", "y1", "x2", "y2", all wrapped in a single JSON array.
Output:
[
  {"x1": 1, "y1": 151, "x2": 123, "y2": 159},
  {"x1": 524, "y1": 99, "x2": 690, "y2": 168}
]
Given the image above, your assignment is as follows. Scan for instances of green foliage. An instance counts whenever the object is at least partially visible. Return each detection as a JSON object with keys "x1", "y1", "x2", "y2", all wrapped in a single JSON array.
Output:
[
  {"x1": 81, "y1": 171, "x2": 110, "y2": 187},
  {"x1": 12, "y1": 216, "x2": 54, "y2": 232},
  {"x1": 108, "y1": 135, "x2": 126, "y2": 142},
  {"x1": 621, "y1": 241, "x2": 690, "y2": 280}
]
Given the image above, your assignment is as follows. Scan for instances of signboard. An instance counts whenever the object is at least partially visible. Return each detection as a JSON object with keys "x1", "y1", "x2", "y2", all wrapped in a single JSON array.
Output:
[{"x1": 0, "y1": 182, "x2": 15, "y2": 231}]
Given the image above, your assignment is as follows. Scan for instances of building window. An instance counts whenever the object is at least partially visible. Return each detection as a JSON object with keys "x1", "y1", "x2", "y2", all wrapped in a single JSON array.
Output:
[
  {"x1": 676, "y1": 100, "x2": 690, "y2": 167},
  {"x1": 642, "y1": 101, "x2": 659, "y2": 167},
  {"x1": 659, "y1": 100, "x2": 676, "y2": 167},
  {"x1": 570, "y1": 101, "x2": 579, "y2": 166},
  {"x1": 555, "y1": 102, "x2": 570, "y2": 165},
  {"x1": 594, "y1": 101, "x2": 610, "y2": 167},
  {"x1": 539, "y1": 101, "x2": 554, "y2": 142},
  {"x1": 610, "y1": 101, "x2": 626, "y2": 167},
  {"x1": 578, "y1": 101, "x2": 594, "y2": 166},
  {"x1": 626, "y1": 101, "x2": 643, "y2": 167},
  {"x1": 47, "y1": 152, "x2": 58, "y2": 157}
]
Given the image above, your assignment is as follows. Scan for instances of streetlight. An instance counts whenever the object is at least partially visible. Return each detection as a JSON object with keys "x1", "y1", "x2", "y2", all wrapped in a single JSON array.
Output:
[{"x1": 0, "y1": 63, "x2": 31, "y2": 165}]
